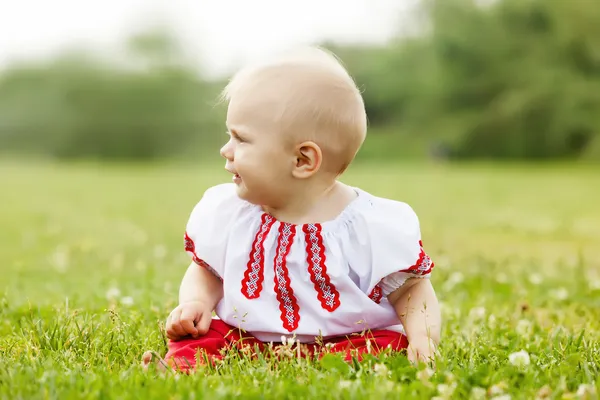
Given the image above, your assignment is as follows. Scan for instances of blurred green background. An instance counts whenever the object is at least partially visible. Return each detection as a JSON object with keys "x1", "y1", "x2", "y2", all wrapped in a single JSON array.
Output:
[
  {"x1": 2, "y1": 0, "x2": 599, "y2": 164},
  {"x1": 2, "y1": 2, "x2": 600, "y2": 397}
]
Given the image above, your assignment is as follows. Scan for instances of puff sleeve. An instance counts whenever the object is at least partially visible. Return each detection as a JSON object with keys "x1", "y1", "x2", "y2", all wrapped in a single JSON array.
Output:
[
  {"x1": 365, "y1": 198, "x2": 435, "y2": 299},
  {"x1": 183, "y1": 183, "x2": 241, "y2": 280}
]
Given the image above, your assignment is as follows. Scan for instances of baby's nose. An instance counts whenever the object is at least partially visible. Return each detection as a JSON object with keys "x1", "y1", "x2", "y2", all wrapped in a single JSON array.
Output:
[{"x1": 220, "y1": 141, "x2": 234, "y2": 160}]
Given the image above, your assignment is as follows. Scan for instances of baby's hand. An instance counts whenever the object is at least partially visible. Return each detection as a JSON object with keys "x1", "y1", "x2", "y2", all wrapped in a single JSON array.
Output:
[
  {"x1": 407, "y1": 336, "x2": 437, "y2": 367},
  {"x1": 165, "y1": 301, "x2": 213, "y2": 341}
]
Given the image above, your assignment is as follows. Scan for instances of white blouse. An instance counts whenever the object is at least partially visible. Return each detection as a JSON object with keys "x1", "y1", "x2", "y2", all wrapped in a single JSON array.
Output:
[{"x1": 184, "y1": 183, "x2": 434, "y2": 343}]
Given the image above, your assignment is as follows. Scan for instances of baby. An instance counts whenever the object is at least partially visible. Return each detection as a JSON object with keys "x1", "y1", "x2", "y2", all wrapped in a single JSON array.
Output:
[{"x1": 142, "y1": 47, "x2": 441, "y2": 372}]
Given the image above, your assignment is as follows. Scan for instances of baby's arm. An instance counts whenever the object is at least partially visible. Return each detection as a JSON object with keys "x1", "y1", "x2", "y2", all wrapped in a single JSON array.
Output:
[
  {"x1": 165, "y1": 263, "x2": 223, "y2": 341},
  {"x1": 165, "y1": 184, "x2": 234, "y2": 341},
  {"x1": 179, "y1": 261, "x2": 223, "y2": 307},
  {"x1": 388, "y1": 278, "x2": 441, "y2": 364}
]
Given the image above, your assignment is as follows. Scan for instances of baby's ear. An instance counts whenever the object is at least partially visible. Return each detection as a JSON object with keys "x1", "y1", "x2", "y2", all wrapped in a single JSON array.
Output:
[{"x1": 292, "y1": 141, "x2": 322, "y2": 179}]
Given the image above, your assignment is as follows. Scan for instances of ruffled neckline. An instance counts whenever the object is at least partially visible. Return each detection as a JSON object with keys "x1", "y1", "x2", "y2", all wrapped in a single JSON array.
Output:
[{"x1": 240, "y1": 187, "x2": 372, "y2": 234}]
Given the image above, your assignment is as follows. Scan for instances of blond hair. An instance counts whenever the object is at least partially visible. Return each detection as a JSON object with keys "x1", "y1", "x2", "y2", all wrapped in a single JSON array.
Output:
[{"x1": 220, "y1": 46, "x2": 367, "y2": 175}]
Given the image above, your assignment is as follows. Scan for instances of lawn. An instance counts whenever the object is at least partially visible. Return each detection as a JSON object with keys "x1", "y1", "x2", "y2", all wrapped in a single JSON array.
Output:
[{"x1": 1, "y1": 159, "x2": 599, "y2": 399}]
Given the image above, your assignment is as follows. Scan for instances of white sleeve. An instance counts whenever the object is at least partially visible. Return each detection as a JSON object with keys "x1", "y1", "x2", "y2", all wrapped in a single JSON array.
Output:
[
  {"x1": 366, "y1": 199, "x2": 435, "y2": 297},
  {"x1": 183, "y1": 183, "x2": 239, "y2": 280}
]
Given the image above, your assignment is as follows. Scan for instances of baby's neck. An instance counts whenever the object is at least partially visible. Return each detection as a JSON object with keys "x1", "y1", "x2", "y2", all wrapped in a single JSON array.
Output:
[{"x1": 262, "y1": 180, "x2": 357, "y2": 225}]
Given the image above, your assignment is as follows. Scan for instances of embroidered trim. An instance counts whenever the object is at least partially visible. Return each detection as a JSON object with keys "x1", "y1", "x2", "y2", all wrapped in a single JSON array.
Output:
[
  {"x1": 368, "y1": 284, "x2": 383, "y2": 304},
  {"x1": 241, "y1": 213, "x2": 275, "y2": 299},
  {"x1": 273, "y1": 223, "x2": 300, "y2": 332},
  {"x1": 303, "y1": 224, "x2": 341, "y2": 312},
  {"x1": 184, "y1": 232, "x2": 222, "y2": 280},
  {"x1": 405, "y1": 240, "x2": 434, "y2": 275}
]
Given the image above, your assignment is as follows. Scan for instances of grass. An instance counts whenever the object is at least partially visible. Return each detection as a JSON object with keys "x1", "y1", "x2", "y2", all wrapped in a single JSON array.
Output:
[{"x1": 1, "y1": 159, "x2": 599, "y2": 399}]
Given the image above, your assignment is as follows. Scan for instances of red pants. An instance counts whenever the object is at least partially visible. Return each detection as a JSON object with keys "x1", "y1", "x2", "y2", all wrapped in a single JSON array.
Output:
[{"x1": 163, "y1": 319, "x2": 408, "y2": 372}]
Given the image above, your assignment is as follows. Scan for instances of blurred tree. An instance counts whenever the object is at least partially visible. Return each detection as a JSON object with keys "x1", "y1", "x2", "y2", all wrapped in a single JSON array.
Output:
[
  {"x1": 1, "y1": 0, "x2": 599, "y2": 161},
  {"x1": 0, "y1": 30, "x2": 224, "y2": 160},
  {"x1": 325, "y1": 0, "x2": 600, "y2": 160}
]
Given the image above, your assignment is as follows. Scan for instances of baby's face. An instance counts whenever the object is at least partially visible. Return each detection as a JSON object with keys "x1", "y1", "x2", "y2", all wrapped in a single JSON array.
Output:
[{"x1": 220, "y1": 95, "x2": 296, "y2": 206}]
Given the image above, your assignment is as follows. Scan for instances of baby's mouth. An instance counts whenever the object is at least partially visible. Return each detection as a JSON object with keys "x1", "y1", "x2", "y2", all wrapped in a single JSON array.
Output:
[{"x1": 225, "y1": 167, "x2": 240, "y2": 180}]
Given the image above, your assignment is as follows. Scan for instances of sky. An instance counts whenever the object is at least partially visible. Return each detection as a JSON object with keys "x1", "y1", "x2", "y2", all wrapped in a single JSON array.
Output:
[{"x1": 0, "y1": 0, "x2": 419, "y2": 77}]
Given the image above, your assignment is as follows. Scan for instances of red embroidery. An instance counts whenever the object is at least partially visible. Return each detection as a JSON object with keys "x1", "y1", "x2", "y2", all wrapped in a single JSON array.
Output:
[
  {"x1": 273, "y1": 223, "x2": 300, "y2": 332},
  {"x1": 184, "y1": 232, "x2": 221, "y2": 280},
  {"x1": 405, "y1": 241, "x2": 434, "y2": 275},
  {"x1": 184, "y1": 232, "x2": 195, "y2": 253},
  {"x1": 303, "y1": 224, "x2": 340, "y2": 312},
  {"x1": 241, "y1": 214, "x2": 275, "y2": 299},
  {"x1": 368, "y1": 284, "x2": 383, "y2": 304}
]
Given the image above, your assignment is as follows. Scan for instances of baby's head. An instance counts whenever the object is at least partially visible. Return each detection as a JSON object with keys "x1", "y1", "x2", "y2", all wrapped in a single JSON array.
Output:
[{"x1": 219, "y1": 46, "x2": 367, "y2": 207}]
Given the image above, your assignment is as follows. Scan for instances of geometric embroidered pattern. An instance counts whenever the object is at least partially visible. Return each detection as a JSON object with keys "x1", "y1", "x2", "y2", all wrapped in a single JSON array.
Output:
[
  {"x1": 273, "y1": 222, "x2": 300, "y2": 332},
  {"x1": 405, "y1": 240, "x2": 434, "y2": 276},
  {"x1": 184, "y1": 231, "x2": 222, "y2": 281},
  {"x1": 239, "y1": 215, "x2": 435, "y2": 330},
  {"x1": 239, "y1": 214, "x2": 345, "y2": 332},
  {"x1": 368, "y1": 284, "x2": 383, "y2": 304},
  {"x1": 303, "y1": 223, "x2": 340, "y2": 312},
  {"x1": 367, "y1": 241, "x2": 434, "y2": 304},
  {"x1": 241, "y1": 213, "x2": 275, "y2": 299}
]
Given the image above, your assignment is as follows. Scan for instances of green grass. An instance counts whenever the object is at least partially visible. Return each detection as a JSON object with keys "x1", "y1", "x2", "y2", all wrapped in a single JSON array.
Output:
[{"x1": 1, "y1": 159, "x2": 599, "y2": 399}]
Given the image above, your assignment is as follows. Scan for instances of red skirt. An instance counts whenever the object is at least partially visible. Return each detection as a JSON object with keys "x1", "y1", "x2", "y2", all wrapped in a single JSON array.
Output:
[{"x1": 163, "y1": 319, "x2": 408, "y2": 372}]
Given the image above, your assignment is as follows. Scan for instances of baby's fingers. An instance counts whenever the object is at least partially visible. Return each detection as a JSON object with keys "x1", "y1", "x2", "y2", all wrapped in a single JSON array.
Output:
[
  {"x1": 407, "y1": 344, "x2": 435, "y2": 368},
  {"x1": 179, "y1": 308, "x2": 200, "y2": 337},
  {"x1": 166, "y1": 308, "x2": 186, "y2": 340},
  {"x1": 196, "y1": 311, "x2": 213, "y2": 336},
  {"x1": 407, "y1": 345, "x2": 419, "y2": 365},
  {"x1": 417, "y1": 348, "x2": 437, "y2": 368}
]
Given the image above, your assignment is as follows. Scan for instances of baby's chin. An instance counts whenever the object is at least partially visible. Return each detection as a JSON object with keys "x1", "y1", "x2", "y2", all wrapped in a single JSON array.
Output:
[
  {"x1": 233, "y1": 183, "x2": 251, "y2": 200},
  {"x1": 234, "y1": 186, "x2": 268, "y2": 207}
]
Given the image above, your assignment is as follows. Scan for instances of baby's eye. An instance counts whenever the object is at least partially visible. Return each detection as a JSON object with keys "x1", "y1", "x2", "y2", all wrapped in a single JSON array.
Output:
[
  {"x1": 233, "y1": 134, "x2": 246, "y2": 143},
  {"x1": 225, "y1": 131, "x2": 238, "y2": 142},
  {"x1": 226, "y1": 130, "x2": 247, "y2": 143}
]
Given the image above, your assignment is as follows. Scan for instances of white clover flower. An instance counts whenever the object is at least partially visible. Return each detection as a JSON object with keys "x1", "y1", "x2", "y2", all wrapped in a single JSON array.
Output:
[
  {"x1": 528, "y1": 274, "x2": 543, "y2": 285},
  {"x1": 589, "y1": 280, "x2": 600, "y2": 291},
  {"x1": 120, "y1": 296, "x2": 134, "y2": 306},
  {"x1": 106, "y1": 287, "x2": 121, "y2": 300},
  {"x1": 508, "y1": 350, "x2": 530, "y2": 367},
  {"x1": 50, "y1": 246, "x2": 69, "y2": 273},
  {"x1": 373, "y1": 363, "x2": 390, "y2": 377},
  {"x1": 338, "y1": 380, "x2": 353, "y2": 389},
  {"x1": 437, "y1": 384, "x2": 451, "y2": 396},
  {"x1": 488, "y1": 382, "x2": 507, "y2": 396},
  {"x1": 576, "y1": 383, "x2": 596, "y2": 397},
  {"x1": 515, "y1": 319, "x2": 532, "y2": 337},
  {"x1": 551, "y1": 288, "x2": 568, "y2": 301},
  {"x1": 437, "y1": 382, "x2": 457, "y2": 398},
  {"x1": 470, "y1": 387, "x2": 487, "y2": 400},
  {"x1": 469, "y1": 307, "x2": 486, "y2": 320},
  {"x1": 417, "y1": 367, "x2": 435, "y2": 382},
  {"x1": 153, "y1": 245, "x2": 167, "y2": 259},
  {"x1": 495, "y1": 273, "x2": 508, "y2": 283}
]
